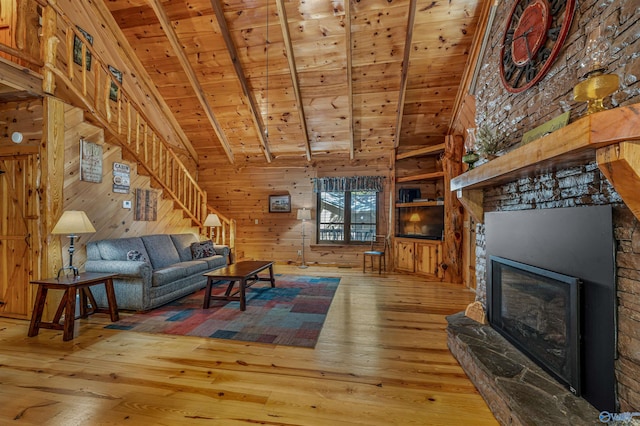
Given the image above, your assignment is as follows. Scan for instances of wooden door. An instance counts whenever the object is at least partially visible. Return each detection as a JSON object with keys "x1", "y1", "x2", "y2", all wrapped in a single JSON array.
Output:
[
  {"x1": 394, "y1": 240, "x2": 415, "y2": 272},
  {"x1": 0, "y1": 156, "x2": 36, "y2": 319},
  {"x1": 416, "y1": 241, "x2": 443, "y2": 279}
]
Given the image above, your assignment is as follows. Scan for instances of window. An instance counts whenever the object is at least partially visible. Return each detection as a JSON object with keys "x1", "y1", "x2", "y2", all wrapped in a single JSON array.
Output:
[{"x1": 317, "y1": 190, "x2": 378, "y2": 244}]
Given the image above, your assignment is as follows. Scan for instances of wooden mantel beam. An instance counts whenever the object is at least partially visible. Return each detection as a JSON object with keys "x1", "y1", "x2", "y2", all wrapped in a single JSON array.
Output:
[
  {"x1": 210, "y1": 0, "x2": 272, "y2": 163},
  {"x1": 149, "y1": 0, "x2": 235, "y2": 164},
  {"x1": 451, "y1": 103, "x2": 640, "y2": 223},
  {"x1": 276, "y1": 0, "x2": 311, "y2": 162}
]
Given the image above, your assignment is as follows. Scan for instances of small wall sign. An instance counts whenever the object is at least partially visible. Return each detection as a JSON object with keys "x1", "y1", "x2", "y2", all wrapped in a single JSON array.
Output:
[
  {"x1": 135, "y1": 188, "x2": 157, "y2": 221},
  {"x1": 113, "y1": 162, "x2": 130, "y2": 194},
  {"x1": 521, "y1": 111, "x2": 570, "y2": 145},
  {"x1": 79, "y1": 139, "x2": 103, "y2": 183}
]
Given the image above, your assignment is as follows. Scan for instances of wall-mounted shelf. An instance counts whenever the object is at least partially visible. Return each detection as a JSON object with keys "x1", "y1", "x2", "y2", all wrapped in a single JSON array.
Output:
[
  {"x1": 450, "y1": 103, "x2": 640, "y2": 223},
  {"x1": 396, "y1": 143, "x2": 445, "y2": 160},
  {"x1": 397, "y1": 171, "x2": 445, "y2": 183},
  {"x1": 396, "y1": 201, "x2": 443, "y2": 208}
]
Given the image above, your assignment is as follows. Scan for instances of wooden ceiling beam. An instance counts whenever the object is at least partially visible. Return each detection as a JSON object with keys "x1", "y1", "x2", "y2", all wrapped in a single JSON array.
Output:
[
  {"x1": 87, "y1": 0, "x2": 201, "y2": 165},
  {"x1": 210, "y1": 0, "x2": 272, "y2": 163},
  {"x1": 276, "y1": 0, "x2": 311, "y2": 162},
  {"x1": 149, "y1": 0, "x2": 235, "y2": 164},
  {"x1": 393, "y1": 0, "x2": 417, "y2": 149},
  {"x1": 346, "y1": 0, "x2": 355, "y2": 160}
]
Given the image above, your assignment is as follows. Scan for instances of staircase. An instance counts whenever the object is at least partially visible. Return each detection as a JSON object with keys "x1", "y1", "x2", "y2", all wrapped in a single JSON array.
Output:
[{"x1": 39, "y1": 2, "x2": 235, "y2": 249}]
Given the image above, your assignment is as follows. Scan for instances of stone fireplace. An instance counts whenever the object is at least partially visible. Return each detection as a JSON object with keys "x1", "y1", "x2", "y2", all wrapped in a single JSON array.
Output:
[
  {"x1": 450, "y1": 0, "x2": 640, "y2": 419},
  {"x1": 447, "y1": 204, "x2": 619, "y2": 424},
  {"x1": 485, "y1": 205, "x2": 616, "y2": 411}
]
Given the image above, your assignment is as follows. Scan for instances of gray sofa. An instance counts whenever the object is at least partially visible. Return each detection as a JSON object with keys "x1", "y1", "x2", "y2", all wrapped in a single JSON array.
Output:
[{"x1": 85, "y1": 233, "x2": 229, "y2": 311}]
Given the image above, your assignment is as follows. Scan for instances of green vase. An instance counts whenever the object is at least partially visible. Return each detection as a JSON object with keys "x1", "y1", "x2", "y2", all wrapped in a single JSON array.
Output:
[{"x1": 462, "y1": 151, "x2": 480, "y2": 170}]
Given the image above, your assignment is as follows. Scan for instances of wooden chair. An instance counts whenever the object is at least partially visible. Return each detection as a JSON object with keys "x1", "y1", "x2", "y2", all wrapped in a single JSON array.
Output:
[{"x1": 363, "y1": 235, "x2": 388, "y2": 274}]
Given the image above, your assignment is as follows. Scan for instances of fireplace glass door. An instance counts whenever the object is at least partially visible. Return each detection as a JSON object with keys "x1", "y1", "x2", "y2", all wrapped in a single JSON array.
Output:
[{"x1": 489, "y1": 256, "x2": 582, "y2": 395}]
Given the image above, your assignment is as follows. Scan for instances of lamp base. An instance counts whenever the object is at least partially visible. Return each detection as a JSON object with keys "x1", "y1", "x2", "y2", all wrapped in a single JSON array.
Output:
[
  {"x1": 573, "y1": 73, "x2": 619, "y2": 115},
  {"x1": 298, "y1": 264, "x2": 309, "y2": 269},
  {"x1": 57, "y1": 266, "x2": 79, "y2": 279}
]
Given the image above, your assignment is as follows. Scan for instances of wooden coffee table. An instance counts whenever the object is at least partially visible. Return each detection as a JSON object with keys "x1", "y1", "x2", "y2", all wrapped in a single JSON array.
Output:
[{"x1": 203, "y1": 260, "x2": 275, "y2": 311}]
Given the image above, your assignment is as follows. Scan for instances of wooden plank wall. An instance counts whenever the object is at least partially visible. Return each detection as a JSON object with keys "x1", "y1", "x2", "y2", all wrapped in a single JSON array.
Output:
[
  {"x1": 58, "y1": 103, "x2": 202, "y2": 271},
  {"x1": 198, "y1": 154, "x2": 394, "y2": 267}
]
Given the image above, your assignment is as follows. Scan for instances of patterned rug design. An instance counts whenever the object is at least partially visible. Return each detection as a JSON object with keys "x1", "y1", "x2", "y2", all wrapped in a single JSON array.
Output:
[{"x1": 106, "y1": 274, "x2": 341, "y2": 348}]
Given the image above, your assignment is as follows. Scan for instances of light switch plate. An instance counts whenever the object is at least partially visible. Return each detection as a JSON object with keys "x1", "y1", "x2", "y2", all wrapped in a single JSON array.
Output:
[{"x1": 123, "y1": 200, "x2": 132, "y2": 209}]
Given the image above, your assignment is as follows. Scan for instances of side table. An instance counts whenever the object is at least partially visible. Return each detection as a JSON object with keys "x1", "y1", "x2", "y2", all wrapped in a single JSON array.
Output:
[{"x1": 28, "y1": 272, "x2": 119, "y2": 341}]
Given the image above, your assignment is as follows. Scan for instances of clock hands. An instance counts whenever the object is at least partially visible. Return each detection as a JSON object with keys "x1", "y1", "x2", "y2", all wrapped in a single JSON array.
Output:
[{"x1": 512, "y1": 26, "x2": 534, "y2": 42}]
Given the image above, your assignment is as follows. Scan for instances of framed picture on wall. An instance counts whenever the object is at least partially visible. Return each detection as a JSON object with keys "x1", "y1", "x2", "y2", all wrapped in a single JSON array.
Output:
[
  {"x1": 269, "y1": 194, "x2": 291, "y2": 213},
  {"x1": 73, "y1": 26, "x2": 93, "y2": 71},
  {"x1": 108, "y1": 65, "x2": 122, "y2": 102}
]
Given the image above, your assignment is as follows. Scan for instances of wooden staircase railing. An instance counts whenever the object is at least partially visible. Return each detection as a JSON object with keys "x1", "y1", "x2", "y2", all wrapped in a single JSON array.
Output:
[{"x1": 35, "y1": 1, "x2": 234, "y2": 249}]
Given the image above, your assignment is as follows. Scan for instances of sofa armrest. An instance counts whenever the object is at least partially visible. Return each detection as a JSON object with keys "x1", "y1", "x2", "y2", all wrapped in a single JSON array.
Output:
[
  {"x1": 85, "y1": 260, "x2": 152, "y2": 282},
  {"x1": 213, "y1": 245, "x2": 230, "y2": 257}
]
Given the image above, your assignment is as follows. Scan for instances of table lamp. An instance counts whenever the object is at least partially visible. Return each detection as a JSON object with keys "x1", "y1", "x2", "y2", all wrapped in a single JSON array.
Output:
[
  {"x1": 204, "y1": 213, "x2": 222, "y2": 239},
  {"x1": 51, "y1": 210, "x2": 96, "y2": 278},
  {"x1": 297, "y1": 208, "x2": 311, "y2": 268},
  {"x1": 409, "y1": 213, "x2": 421, "y2": 235}
]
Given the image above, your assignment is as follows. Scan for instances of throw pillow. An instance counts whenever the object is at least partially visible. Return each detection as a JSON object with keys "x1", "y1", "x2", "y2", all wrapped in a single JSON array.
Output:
[
  {"x1": 191, "y1": 240, "x2": 215, "y2": 259},
  {"x1": 127, "y1": 249, "x2": 148, "y2": 263}
]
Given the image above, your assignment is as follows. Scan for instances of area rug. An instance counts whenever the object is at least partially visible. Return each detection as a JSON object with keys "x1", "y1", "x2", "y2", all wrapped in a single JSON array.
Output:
[{"x1": 106, "y1": 274, "x2": 341, "y2": 348}]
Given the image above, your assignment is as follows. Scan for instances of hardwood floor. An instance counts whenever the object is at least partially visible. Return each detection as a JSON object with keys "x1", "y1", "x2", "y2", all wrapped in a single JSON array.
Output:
[{"x1": 0, "y1": 265, "x2": 498, "y2": 425}]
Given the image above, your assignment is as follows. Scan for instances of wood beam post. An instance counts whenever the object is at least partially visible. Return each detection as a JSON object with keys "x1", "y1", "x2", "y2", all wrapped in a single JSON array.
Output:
[
  {"x1": 41, "y1": 96, "x2": 65, "y2": 316},
  {"x1": 597, "y1": 141, "x2": 640, "y2": 221},
  {"x1": 456, "y1": 188, "x2": 484, "y2": 224},
  {"x1": 443, "y1": 134, "x2": 464, "y2": 283}
]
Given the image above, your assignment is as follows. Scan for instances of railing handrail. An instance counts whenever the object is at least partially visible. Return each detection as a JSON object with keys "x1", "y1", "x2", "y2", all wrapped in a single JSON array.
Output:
[{"x1": 38, "y1": 1, "x2": 235, "y2": 248}]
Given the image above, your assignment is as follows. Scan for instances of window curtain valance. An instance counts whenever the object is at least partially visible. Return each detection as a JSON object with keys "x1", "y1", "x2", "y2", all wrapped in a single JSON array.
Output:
[{"x1": 312, "y1": 176, "x2": 384, "y2": 193}]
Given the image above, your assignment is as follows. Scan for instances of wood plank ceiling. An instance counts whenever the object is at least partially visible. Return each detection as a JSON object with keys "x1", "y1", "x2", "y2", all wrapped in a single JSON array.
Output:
[{"x1": 103, "y1": 0, "x2": 483, "y2": 165}]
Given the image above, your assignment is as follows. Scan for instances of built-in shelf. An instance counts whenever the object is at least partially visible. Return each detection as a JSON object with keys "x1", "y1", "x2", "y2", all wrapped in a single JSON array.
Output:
[
  {"x1": 396, "y1": 201, "x2": 444, "y2": 207},
  {"x1": 450, "y1": 103, "x2": 640, "y2": 223},
  {"x1": 396, "y1": 143, "x2": 445, "y2": 160},
  {"x1": 397, "y1": 171, "x2": 444, "y2": 183}
]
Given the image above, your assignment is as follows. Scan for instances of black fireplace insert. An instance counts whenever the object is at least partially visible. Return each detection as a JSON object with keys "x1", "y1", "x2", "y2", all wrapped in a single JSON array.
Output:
[{"x1": 489, "y1": 255, "x2": 582, "y2": 395}]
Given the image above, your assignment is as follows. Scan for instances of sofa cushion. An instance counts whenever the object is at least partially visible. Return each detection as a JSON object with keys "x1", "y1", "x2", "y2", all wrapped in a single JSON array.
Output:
[
  {"x1": 141, "y1": 234, "x2": 181, "y2": 269},
  {"x1": 180, "y1": 260, "x2": 210, "y2": 275},
  {"x1": 171, "y1": 234, "x2": 199, "y2": 262},
  {"x1": 95, "y1": 237, "x2": 149, "y2": 261},
  {"x1": 152, "y1": 266, "x2": 187, "y2": 287},
  {"x1": 191, "y1": 240, "x2": 215, "y2": 259}
]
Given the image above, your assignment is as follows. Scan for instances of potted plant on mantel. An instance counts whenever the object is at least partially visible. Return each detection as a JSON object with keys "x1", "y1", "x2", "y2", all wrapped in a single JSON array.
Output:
[{"x1": 475, "y1": 124, "x2": 507, "y2": 160}]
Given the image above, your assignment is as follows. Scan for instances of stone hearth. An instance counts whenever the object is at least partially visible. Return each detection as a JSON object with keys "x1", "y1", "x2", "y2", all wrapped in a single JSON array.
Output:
[{"x1": 446, "y1": 312, "x2": 600, "y2": 425}]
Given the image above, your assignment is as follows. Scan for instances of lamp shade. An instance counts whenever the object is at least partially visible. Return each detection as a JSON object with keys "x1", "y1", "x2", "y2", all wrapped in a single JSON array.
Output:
[
  {"x1": 203, "y1": 213, "x2": 222, "y2": 227},
  {"x1": 51, "y1": 210, "x2": 96, "y2": 234},
  {"x1": 297, "y1": 208, "x2": 311, "y2": 220},
  {"x1": 409, "y1": 213, "x2": 421, "y2": 222}
]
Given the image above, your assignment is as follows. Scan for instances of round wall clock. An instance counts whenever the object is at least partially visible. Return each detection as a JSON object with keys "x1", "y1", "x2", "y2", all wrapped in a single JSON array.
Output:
[{"x1": 499, "y1": 0, "x2": 576, "y2": 93}]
